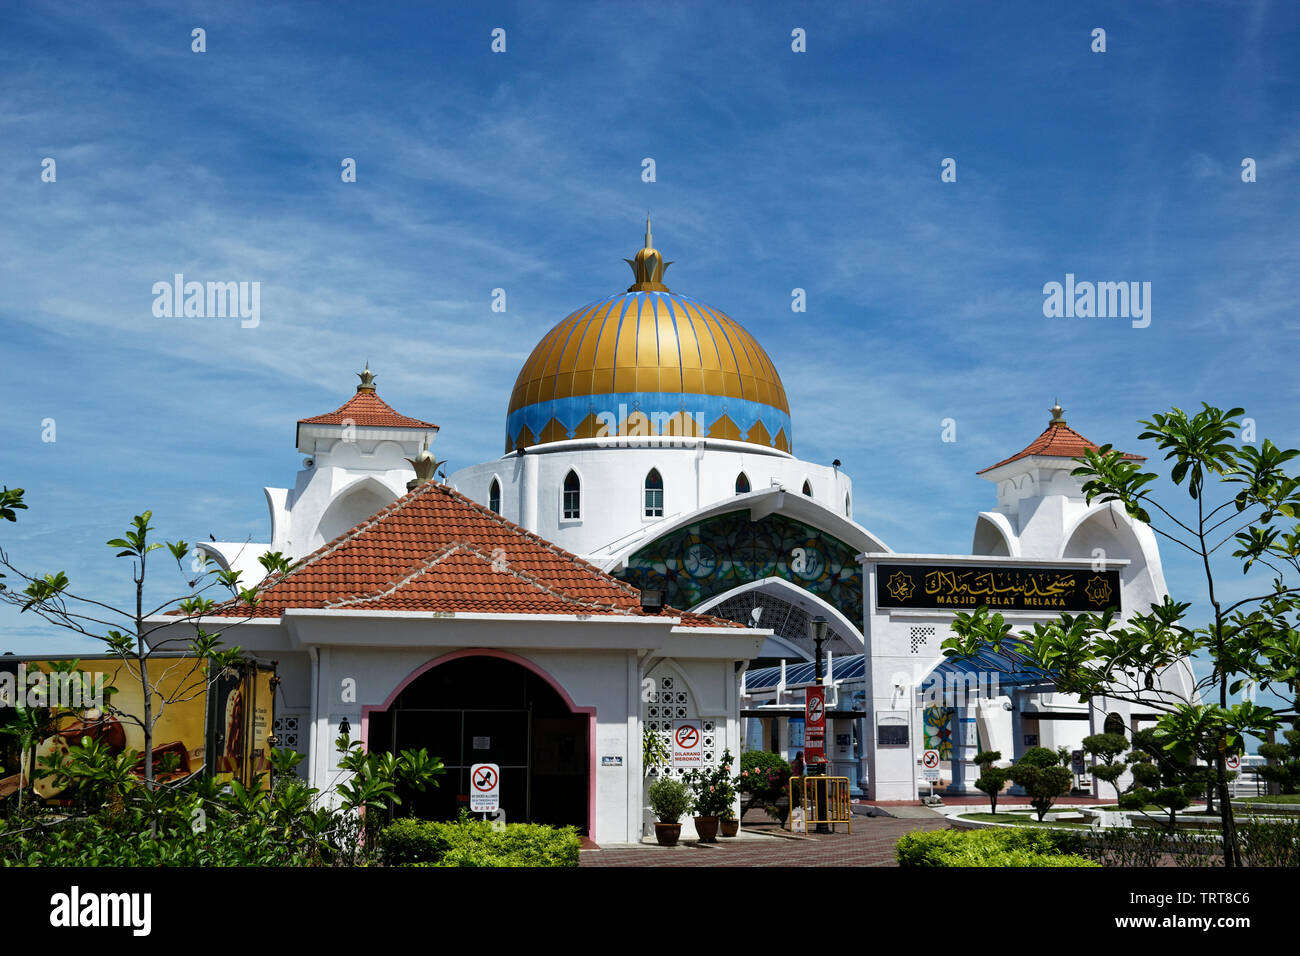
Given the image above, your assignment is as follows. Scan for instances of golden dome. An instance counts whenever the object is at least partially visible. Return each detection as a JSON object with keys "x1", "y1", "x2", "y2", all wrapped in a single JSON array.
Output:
[{"x1": 506, "y1": 224, "x2": 792, "y2": 453}]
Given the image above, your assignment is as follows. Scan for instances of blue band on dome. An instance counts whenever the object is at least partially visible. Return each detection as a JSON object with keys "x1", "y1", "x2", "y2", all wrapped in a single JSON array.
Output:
[{"x1": 507, "y1": 392, "x2": 792, "y2": 449}]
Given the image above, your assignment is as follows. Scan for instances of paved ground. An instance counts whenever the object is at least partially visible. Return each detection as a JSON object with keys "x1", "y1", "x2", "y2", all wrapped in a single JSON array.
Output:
[{"x1": 580, "y1": 806, "x2": 948, "y2": 867}]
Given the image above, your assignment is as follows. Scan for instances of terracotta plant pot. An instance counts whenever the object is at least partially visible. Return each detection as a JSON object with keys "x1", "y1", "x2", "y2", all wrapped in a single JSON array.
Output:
[
  {"x1": 694, "y1": 815, "x2": 720, "y2": 842},
  {"x1": 720, "y1": 818, "x2": 739, "y2": 838},
  {"x1": 654, "y1": 822, "x2": 682, "y2": 847}
]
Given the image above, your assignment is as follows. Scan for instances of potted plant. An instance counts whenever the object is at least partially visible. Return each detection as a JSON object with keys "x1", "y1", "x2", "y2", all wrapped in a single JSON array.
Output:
[
  {"x1": 685, "y1": 749, "x2": 738, "y2": 843},
  {"x1": 720, "y1": 812, "x2": 740, "y2": 838},
  {"x1": 647, "y1": 776, "x2": 689, "y2": 846}
]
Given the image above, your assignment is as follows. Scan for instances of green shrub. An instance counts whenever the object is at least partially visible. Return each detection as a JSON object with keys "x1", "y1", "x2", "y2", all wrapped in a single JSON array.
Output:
[
  {"x1": 647, "y1": 776, "x2": 690, "y2": 823},
  {"x1": 738, "y1": 750, "x2": 790, "y2": 796},
  {"x1": 1238, "y1": 817, "x2": 1300, "y2": 868},
  {"x1": 378, "y1": 813, "x2": 580, "y2": 867},
  {"x1": 975, "y1": 768, "x2": 1008, "y2": 814},
  {"x1": 896, "y1": 827, "x2": 1094, "y2": 867},
  {"x1": 1006, "y1": 747, "x2": 1074, "y2": 821}
]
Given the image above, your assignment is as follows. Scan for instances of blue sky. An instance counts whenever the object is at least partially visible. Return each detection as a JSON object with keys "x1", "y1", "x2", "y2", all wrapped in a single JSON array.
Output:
[{"x1": 2, "y1": 0, "x2": 1298, "y2": 729}]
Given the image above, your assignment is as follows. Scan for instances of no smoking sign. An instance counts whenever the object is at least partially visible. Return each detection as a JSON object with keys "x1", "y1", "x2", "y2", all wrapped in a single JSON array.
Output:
[
  {"x1": 922, "y1": 749, "x2": 941, "y2": 780},
  {"x1": 672, "y1": 718, "x2": 703, "y2": 767}
]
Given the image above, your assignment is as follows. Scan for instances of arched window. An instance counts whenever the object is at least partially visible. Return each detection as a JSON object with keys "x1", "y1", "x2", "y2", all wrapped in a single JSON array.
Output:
[
  {"x1": 489, "y1": 478, "x2": 501, "y2": 513},
  {"x1": 802, "y1": 480, "x2": 813, "y2": 497},
  {"x1": 1103, "y1": 712, "x2": 1126, "y2": 736},
  {"x1": 845, "y1": 493, "x2": 851, "y2": 517},
  {"x1": 644, "y1": 468, "x2": 663, "y2": 517},
  {"x1": 735, "y1": 473, "x2": 750, "y2": 494},
  {"x1": 563, "y1": 470, "x2": 581, "y2": 519}
]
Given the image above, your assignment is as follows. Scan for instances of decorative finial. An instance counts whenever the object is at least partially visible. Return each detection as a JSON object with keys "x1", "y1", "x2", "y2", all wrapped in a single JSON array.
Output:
[
  {"x1": 405, "y1": 435, "x2": 447, "y2": 491},
  {"x1": 1049, "y1": 399, "x2": 1066, "y2": 426},
  {"x1": 357, "y1": 361, "x2": 377, "y2": 393},
  {"x1": 624, "y1": 216, "x2": 673, "y2": 292}
]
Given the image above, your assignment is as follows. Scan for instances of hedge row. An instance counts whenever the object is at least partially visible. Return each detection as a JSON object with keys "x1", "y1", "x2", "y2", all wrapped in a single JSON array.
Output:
[
  {"x1": 896, "y1": 827, "x2": 1098, "y2": 867},
  {"x1": 379, "y1": 814, "x2": 581, "y2": 867}
]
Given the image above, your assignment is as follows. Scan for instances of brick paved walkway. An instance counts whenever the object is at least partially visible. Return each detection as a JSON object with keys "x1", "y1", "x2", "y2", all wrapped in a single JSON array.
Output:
[{"x1": 581, "y1": 807, "x2": 948, "y2": 867}]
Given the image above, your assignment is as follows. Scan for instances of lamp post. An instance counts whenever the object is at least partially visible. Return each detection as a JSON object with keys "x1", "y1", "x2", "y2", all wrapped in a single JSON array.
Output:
[{"x1": 809, "y1": 614, "x2": 830, "y2": 833}]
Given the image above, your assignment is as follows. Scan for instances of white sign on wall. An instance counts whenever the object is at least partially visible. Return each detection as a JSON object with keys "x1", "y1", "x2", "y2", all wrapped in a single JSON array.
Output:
[{"x1": 671, "y1": 719, "x2": 703, "y2": 767}]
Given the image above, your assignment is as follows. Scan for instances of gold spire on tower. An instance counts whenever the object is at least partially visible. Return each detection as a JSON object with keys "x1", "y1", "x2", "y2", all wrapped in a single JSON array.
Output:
[
  {"x1": 1049, "y1": 399, "x2": 1066, "y2": 426},
  {"x1": 357, "y1": 361, "x2": 377, "y2": 393},
  {"x1": 624, "y1": 214, "x2": 673, "y2": 292}
]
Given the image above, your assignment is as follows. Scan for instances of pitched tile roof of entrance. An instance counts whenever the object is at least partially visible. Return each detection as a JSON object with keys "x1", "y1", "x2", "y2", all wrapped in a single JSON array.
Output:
[
  {"x1": 978, "y1": 405, "x2": 1145, "y2": 475},
  {"x1": 297, "y1": 389, "x2": 438, "y2": 430},
  {"x1": 205, "y1": 480, "x2": 741, "y2": 626}
]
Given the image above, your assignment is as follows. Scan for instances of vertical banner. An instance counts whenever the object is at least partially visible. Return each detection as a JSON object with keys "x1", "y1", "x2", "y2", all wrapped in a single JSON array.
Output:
[{"x1": 805, "y1": 686, "x2": 826, "y2": 762}]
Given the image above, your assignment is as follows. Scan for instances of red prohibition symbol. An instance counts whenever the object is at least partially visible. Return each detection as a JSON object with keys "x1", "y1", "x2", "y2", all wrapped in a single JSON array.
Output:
[
  {"x1": 675, "y1": 725, "x2": 699, "y2": 749},
  {"x1": 473, "y1": 767, "x2": 497, "y2": 791},
  {"x1": 922, "y1": 751, "x2": 939, "y2": 769},
  {"x1": 808, "y1": 697, "x2": 823, "y2": 722}
]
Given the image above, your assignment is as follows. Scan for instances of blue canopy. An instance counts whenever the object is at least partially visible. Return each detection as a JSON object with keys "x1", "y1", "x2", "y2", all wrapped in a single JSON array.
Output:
[{"x1": 744, "y1": 644, "x2": 1054, "y2": 693}]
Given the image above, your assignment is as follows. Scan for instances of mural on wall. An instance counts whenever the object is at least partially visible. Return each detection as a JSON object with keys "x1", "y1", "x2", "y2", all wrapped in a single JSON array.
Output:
[
  {"x1": 619, "y1": 511, "x2": 863, "y2": 623},
  {"x1": 923, "y1": 706, "x2": 954, "y2": 760}
]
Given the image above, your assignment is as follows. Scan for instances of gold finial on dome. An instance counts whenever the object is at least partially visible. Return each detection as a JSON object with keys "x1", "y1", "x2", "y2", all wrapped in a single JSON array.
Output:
[
  {"x1": 1049, "y1": 399, "x2": 1066, "y2": 426},
  {"x1": 357, "y1": 361, "x2": 377, "y2": 393},
  {"x1": 624, "y1": 214, "x2": 673, "y2": 292}
]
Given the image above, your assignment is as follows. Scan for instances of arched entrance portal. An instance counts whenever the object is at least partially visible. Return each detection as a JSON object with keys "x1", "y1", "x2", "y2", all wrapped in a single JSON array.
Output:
[{"x1": 366, "y1": 654, "x2": 591, "y2": 833}]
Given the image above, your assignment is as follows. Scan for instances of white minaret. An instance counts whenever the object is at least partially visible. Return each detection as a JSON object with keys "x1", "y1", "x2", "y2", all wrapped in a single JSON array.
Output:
[{"x1": 199, "y1": 365, "x2": 437, "y2": 581}]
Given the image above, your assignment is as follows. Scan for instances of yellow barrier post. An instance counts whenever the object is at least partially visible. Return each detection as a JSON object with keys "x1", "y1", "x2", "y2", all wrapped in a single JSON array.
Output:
[{"x1": 786, "y1": 776, "x2": 852, "y2": 833}]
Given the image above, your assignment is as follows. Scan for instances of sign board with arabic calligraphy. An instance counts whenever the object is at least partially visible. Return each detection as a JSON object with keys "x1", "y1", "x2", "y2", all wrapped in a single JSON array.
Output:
[{"x1": 875, "y1": 564, "x2": 1120, "y2": 612}]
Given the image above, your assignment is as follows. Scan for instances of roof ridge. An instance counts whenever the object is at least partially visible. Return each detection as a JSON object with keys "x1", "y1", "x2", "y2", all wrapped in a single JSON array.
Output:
[
  {"x1": 977, "y1": 419, "x2": 1145, "y2": 475},
  {"x1": 326, "y1": 540, "x2": 636, "y2": 615},
  {"x1": 233, "y1": 480, "x2": 645, "y2": 611},
  {"x1": 430, "y1": 483, "x2": 645, "y2": 598},
  {"x1": 297, "y1": 388, "x2": 438, "y2": 428}
]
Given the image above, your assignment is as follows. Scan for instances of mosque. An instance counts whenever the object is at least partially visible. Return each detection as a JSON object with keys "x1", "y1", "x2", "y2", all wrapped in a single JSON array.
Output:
[{"x1": 174, "y1": 221, "x2": 1195, "y2": 842}]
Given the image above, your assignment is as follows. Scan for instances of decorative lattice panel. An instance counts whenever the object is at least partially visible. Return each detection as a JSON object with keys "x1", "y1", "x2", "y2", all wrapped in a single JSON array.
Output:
[
  {"x1": 273, "y1": 714, "x2": 305, "y2": 754},
  {"x1": 644, "y1": 671, "x2": 717, "y2": 779},
  {"x1": 909, "y1": 626, "x2": 935, "y2": 654}
]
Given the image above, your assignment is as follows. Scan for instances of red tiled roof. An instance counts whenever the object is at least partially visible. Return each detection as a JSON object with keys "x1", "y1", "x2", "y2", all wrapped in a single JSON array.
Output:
[
  {"x1": 298, "y1": 390, "x2": 437, "y2": 429},
  {"x1": 203, "y1": 481, "x2": 740, "y2": 628},
  {"x1": 978, "y1": 421, "x2": 1145, "y2": 474}
]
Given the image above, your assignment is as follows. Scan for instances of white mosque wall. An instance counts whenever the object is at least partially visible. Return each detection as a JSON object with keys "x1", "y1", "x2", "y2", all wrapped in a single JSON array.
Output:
[
  {"x1": 146, "y1": 611, "x2": 760, "y2": 845},
  {"x1": 448, "y1": 437, "x2": 851, "y2": 560}
]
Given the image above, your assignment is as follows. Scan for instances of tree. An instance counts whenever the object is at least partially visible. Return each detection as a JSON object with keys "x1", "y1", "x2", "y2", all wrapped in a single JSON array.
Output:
[
  {"x1": 1120, "y1": 729, "x2": 1207, "y2": 830},
  {"x1": 973, "y1": 750, "x2": 1005, "y2": 814},
  {"x1": 0, "y1": 496, "x2": 290, "y2": 799},
  {"x1": 1083, "y1": 732, "x2": 1130, "y2": 804},
  {"x1": 1005, "y1": 746, "x2": 1072, "y2": 821},
  {"x1": 1255, "y1": 728, "x2": 1300, "y2": 794},
  {"x1": 943, "y1": 404, "x2": 1300, "y2": 867}
]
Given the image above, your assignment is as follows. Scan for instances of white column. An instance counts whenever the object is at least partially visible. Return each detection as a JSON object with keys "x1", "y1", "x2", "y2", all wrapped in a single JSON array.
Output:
[
  {"x1": 627, "y1": 652, "x2": 642, "y2": 841},
  {"x1": 950, "y1": 703, "x2": 979, "y2": 794},
  {"x1": 521, "y1": 452, "x2": 539, "y2": 530},
  {"x1": 1008, "y1": 689, "x2": 1027, "y2": 795}
]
